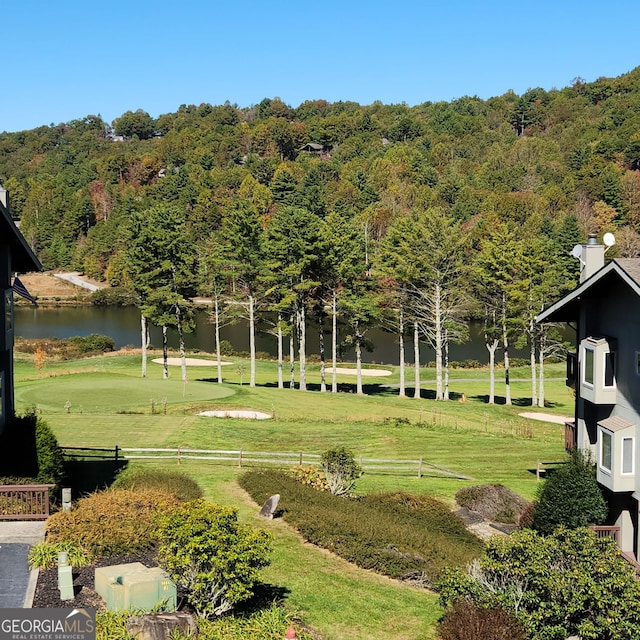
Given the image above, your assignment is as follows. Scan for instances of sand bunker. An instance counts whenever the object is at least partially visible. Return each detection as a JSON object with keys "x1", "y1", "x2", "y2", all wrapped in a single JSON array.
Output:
[
  {"x1": 153, "y1": 357, "x2": 233, "y2": 367},
  {"x1": 198, "y1": 410, "x2": 272, "y2": 420},
  {"x1": 326, "y1": 366, "x2": 392, "y2": 377}
]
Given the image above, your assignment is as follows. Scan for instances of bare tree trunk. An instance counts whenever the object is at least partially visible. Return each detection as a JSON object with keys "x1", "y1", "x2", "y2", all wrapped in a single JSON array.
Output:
[
  {"x1": 162, "y1": 325, "x2": 169, "y2": 379},
  {"x1": 398, "y1": 308, "x2": 406, "y2": 398},
  {"x1": 487, "y1": 339, "x2": 499, "y2": 404},
  {"x1": 538, "y1": 332, "x2": 546, "y2": 408},
  {"x1": 355, "y1": 322, "x2": 364, "y2": 396},
  {"x1": 277, "y1": 313, "x2": 284, "y2": 389},
  {"x1": 444, "y1": 329, "x2": 450, "y2": 401},
  {"x1": 435, "y1": 282, "x2": 443, "y2": 401},
  {"x1": 174, "y1": 307, "x2": 187, "y2": 384},
  {"x1": 298, "y1": 303, "x2": 307, "y2": 391},
  {"x1": 530, "y1": 335, "x2": 538, "y2": 407},
  {"x1": 331, "y1": 291, "x2": 338, "y2": 393},
  {"x1": 502, "y1": 295, "x2": 511, "y2": 405},
  {"x1": 140, "y1": 313, "x2": 148, "y2": 378},
  {"x1": 213, "y1": 295, "x2": 222, "y2": 384},
  {"x1": 413, "y1": 320, "x2": 421, "y2": 399},
  {"x1": 319, "y1": 325, "x2": 326, "y2": 392},
  {"x1": 289, "y1": 315, "x2": 295, "y2": 390},
  {"x1": 249, "y1": 294, "x2": 256, "y2": 388}
]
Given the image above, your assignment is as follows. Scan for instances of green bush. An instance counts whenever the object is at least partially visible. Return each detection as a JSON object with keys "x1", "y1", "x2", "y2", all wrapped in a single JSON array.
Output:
[
  {"x1": 240, "y1": 470, "x2": 483, "y2": 585},
  {"x1": 320, "y1": 446, "x2": 363, "y2": 496},
  {"x1": 90, "y1": 287, "x2": 138, "y2": 307},
  {"x1": 112, "y1": 467, "x2": 203, "y2": 501},
  {"x1": 532, "y1": 448, "x2": 607, "y2": 534},
  {"x1": 156, "y1": 499, "x2": 272, "y2": 618},
  {"x1": 437, "y1": 527, "x2": 640, "y2": 640},
  {"x1": 68, "y1": 333, "x2": 115, "y2": 354},
  {"x1": 45, "y1": 487, "x2": 180, "y2": 557},
  {"x1": 35, "y1": 417, "x2": 64, "y2": 486}
]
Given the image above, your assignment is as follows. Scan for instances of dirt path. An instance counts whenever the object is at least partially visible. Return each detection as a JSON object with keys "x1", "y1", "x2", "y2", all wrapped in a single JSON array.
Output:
[{"x1": 518, "y1": 412, "x2": 569, "y2": 424}]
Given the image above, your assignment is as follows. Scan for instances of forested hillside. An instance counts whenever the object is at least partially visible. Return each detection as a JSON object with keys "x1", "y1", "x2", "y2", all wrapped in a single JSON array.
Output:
[{"x1": 3, "y1": 67, "x2": 640, "y2": 402}]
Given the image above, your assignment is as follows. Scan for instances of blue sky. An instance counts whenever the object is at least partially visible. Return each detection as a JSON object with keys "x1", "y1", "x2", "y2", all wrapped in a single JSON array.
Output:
[{"x1": 2, "y1": 0, "x2": 639, "y2": 133}]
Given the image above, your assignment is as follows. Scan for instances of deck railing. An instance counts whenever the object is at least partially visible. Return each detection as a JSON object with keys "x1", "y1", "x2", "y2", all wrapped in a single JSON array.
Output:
[{"x1": 0, "y1": 484, "x2": 55, "y2": 520}]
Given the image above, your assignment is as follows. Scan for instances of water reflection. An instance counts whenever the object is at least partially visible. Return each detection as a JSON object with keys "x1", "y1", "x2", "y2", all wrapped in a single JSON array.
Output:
[{"x1": 14, "y1": 306, "x2": 533, "y2": 365}]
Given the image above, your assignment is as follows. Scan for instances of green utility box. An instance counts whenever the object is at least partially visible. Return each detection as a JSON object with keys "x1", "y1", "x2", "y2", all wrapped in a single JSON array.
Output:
[{"x1": 95, "y1": 562, "x2": 177, "y2": 611}]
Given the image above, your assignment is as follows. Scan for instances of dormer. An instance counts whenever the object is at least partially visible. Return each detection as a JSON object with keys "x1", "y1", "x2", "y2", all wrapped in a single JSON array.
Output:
[{"x1": 580, "y1": 336, "x2": 616, "y2": 405}]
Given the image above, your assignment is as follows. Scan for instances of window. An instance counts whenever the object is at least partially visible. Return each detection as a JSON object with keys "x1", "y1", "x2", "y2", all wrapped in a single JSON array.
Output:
[
  {"x1": 622, "y1": 437, "x2": 634, "y2": 475},
  {"x1": 604, "y1": 352, "x2": 616, "y2": 387},
  {"x1": 601, "y1": 430, "x2": 612, "y2": 472},
  {"x1": 584, "y1": 347, "x2": 595, "y2": 386}
]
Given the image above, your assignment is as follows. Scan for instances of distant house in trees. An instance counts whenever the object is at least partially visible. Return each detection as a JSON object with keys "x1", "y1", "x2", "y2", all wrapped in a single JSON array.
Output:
[
  {"x1": 297, "y1": 142, "x2": 332, "y2": 159},
  {"x1": 537, "y1": 234, "x2": 640, "y2": 568},
  {"x1": 0, "y1": 184, "x2": 41, "y2": 434}
]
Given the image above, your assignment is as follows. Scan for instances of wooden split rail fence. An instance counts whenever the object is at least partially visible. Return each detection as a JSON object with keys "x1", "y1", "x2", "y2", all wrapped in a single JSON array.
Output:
[{"x1": 119, "y1": 447, "x2": 472, "y2": 480}]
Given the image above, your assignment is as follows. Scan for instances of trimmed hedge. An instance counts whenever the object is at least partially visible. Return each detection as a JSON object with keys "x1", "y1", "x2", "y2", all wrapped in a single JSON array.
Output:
[
  {"x1": 240, "y1": 469, "x2": 483, "y2": 585},
  {"x1": 112, "y1": 467, "x2": 204, "y2": 501}
]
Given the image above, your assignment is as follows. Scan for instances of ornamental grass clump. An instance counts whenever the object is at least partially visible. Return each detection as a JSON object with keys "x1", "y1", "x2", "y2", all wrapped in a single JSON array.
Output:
[{"x1": 156, "y1": 499, "x2": 272, "y2": 618}]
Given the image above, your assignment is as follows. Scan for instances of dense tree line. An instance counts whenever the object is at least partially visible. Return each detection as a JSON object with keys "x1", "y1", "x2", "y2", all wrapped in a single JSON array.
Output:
[{"x1": 3, "y1": 68, "x2": 640, "y2": 400}]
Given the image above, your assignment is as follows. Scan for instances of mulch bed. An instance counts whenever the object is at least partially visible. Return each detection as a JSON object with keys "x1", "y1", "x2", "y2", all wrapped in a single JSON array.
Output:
[{"x1": 32, "y1": 549, "x2": 159, "y2": 609}]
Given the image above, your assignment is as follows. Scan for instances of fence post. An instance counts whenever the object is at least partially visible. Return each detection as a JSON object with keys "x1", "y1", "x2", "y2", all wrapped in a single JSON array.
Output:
[
  {"x1": 299, "y1": 452, "x2": 303, "y2": 465},
  {"x1": 239, "y1": 450, "x2": 243, "y2": 468},
  {"x1": 115, "y1": 445, "x2": 119, "y2": 462},
  {"x1": 418, "y1": 458, "x2": 423, "y2": 479},
  {"x1": 178, "y1": 446, "x2": 181, "y2": 465},
  {"x1": 536, "y1": 459, "x2": 541, "y2": 481}
]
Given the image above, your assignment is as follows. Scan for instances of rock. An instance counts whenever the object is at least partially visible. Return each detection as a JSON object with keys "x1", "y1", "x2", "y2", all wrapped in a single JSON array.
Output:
[
  {"x1": 126, "y1": 612, "x2": 198, "y2": 640},
  {"x1": 259, "y1": 494, "x2": 280, "y2": 519}
]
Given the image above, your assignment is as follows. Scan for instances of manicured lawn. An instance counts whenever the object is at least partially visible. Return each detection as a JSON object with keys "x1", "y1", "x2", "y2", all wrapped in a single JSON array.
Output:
[{"x1": 13, "y1": 351, "x2": 570, "y2": 639}]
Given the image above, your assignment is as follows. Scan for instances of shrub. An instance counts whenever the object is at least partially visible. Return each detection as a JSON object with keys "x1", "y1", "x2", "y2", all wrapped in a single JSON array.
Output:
[
  {"x1": 28, "y1": 540, "x2": 91, "y2": 569},
  {"x1": 35, "y1": 417, "x2": 64, "y2": 486},
  {"x1": 68, "y1": 333, "x2": 115, "y2": 354},
  {"x1": 437, "y1": 527, "x2": 640, "y2": 640},
  {"x1": 240, "y1": 470, "x2": 483, "y2": 585},
  {"x1": 112, "y1": 467, "x2": 203, "y2": 501},
  {"x1": 289, "y1": 465, "x2": 329, "y2": 492},
  {"x1": 455, "y1": 484, "x2": 531, "y2": 524},
  {"x1": 320, "y1": 447, "x2": 363, "y2": 496},
  {"x1": 437, "y1": 599, "x2": 526, "y2": 640},
  {"x1": 45, "y1": 487, "x2": 179, "y2": 557},
  {"x1": 532, "y1": 448, "x2": 607, "y2": 534},
  {"x1": 90, "y1": 287, "x2": 138, "y2": 307},
  {"x1": 156, "y1": 499, "x2": 272, "y2": 618}
]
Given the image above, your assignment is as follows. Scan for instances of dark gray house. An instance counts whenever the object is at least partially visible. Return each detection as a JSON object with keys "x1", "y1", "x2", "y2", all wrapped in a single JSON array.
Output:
[
  {"x1": 0, "y1": 185, "x2": 41, "y2": 434},
  {"x1": 538, "y1": 235, "x2": 640, "y2": 563}
]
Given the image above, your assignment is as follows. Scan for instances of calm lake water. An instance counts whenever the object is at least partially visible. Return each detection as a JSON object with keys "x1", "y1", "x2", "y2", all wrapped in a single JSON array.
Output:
[{"x1": 14, "y1": 306, "x2": 532, "y2": 365}]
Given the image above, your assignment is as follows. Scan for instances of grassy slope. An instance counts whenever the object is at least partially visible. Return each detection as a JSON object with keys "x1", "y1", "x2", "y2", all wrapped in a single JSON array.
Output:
[{"x1": 14, "y1": 352, "x2": 571, "y2": 639}]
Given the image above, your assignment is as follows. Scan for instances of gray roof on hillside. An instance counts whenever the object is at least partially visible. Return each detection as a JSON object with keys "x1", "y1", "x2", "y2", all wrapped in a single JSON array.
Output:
[{"x1": 536, "y1": 258, "x2": 640, "y2": 323}]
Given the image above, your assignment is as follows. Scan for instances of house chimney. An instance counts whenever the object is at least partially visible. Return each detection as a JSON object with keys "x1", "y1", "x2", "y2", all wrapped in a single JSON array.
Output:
[{"x1": 580, "y1": 234, "x2": 605, "y2": 282}]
